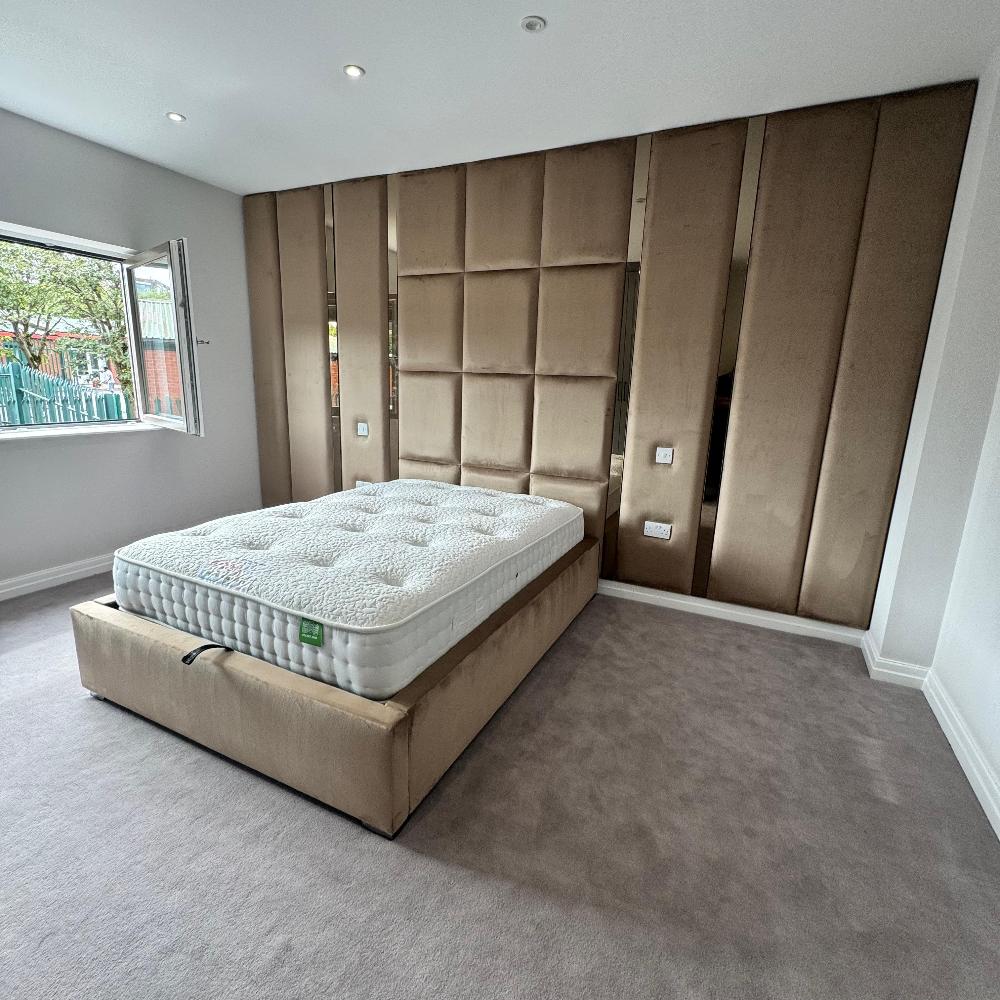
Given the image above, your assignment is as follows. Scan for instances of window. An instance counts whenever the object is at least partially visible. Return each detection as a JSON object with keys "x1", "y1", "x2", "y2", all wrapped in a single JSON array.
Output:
[{"x1": 0, "y1": 232, "x2": 202, "y2": 435}]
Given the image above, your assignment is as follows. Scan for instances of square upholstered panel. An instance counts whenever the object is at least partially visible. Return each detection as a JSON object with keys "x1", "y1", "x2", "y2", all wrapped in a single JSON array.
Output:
[
  {"x1": 396, "y1": 165, "x2": 466, "y2": 275},
  {"x1": 531, "y1": 375, "x2": 615, "y2": 481},
  {"x1": 398, "y1": 371, "x2": 461, "y2": 464},
  {"x1": 461, "y1": 374, "x2": 534, "y2": 472},
  {"x1": 530, "y1": 473, "x2": 608, "y2": 539},
  {"x1": 465, "y1": 153, "x2": 545, "y2": 271},
  {"x1": 461, "y1": 466, "x2": 531, "y2": 494},
  {"x1": 463, "y1": 269, "x2": 539, "y2": 374},
  {"x1": 540, "y1": 139, "x2": 635, "y2": 266},
  {"x1": 398, "y1": 273, "x2": 464, "y2": 372},
  {"x1": 536, "y1": 264, "x2": 625, "y2": 377},
  {"x1": 398, "y1": 458, "x2": 460, "y2": 484}
]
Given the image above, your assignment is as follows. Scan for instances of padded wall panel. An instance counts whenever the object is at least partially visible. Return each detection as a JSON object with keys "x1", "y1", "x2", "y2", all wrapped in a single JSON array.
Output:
[
  {"x1": 798, "y1": 83, "x2": 975, "y2": 626},
  {"x1": 535, "y1": 264, "x2": 625, "y2": 377},
  {"x1": 461, "y1": 467, "x2": 531, "y2": 494},
  {"x1": 243, "y1": 193, "x2": 292, "y2": 507},
  {"x1": 398, "y1": 458, "x2": 460, "y2": 484},
  {"x1": 275, "y1": 186, "x2": 336, "y2": 501},
  {"x1": 707, "y1": 101, "x2": 878, "y2": 613},
  {"x1": 461, "y1": 374, "x2": 534, "y2": 471},
  {"x1": 397, "y1": 371, "x2": 461, "y2": 465},
  {"x1": 396, "y1": 166, "x2": 466, "y2": 275},
  {"x1": 530, "y1": 474, "x2": 608, "y2": 539},
  {"x1": 393, "y1": 139, "x2": 631, "y2": 533},
  {"x1": 333, "y1": 177, "x2": 391, "y2": 487},
  {"x1": 463, "y1": 270, "x2": 539, "y2": 374},
  {"x1": 465, "y1": 153, "x2": 544, "y2": 270},
  {"x1": 616, "y1": 120, "x2": 747, "y2": 592},
  {"x1": 397, "y1": 274, "x2": 464, "y2": 371},
  {"x1": 531, "y1": 376, "x2": 615, "y2": 481},
  {"x1": 540, "y1": 139, "x2": 635, "y2": 266}
]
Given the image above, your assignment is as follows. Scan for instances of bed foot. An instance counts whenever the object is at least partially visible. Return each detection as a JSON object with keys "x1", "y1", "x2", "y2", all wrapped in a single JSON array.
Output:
[{"x1": 89, "y1": 691, "x2": 106, "y2": 701}]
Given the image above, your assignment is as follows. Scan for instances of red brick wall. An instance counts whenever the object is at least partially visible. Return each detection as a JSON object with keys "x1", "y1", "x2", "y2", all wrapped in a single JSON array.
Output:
[{"x1": 142, "y1": 341, "x2": 182, "y2": 414}]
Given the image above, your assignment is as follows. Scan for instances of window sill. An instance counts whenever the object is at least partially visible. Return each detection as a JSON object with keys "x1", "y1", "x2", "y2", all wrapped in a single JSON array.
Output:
[{"x1": 0, "y1": 421, "x2": 162, "y2": 443}]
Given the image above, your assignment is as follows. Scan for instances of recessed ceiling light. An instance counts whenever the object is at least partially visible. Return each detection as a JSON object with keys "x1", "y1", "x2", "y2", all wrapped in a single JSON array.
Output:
[
  {"x1": 165, "y1": 111, "x2": 187, "y2": 122},
  {"x1": 520, "y1": 15, "x2": 547, "y2": 32},
  {"x1": 343, "y1": 64, "x2": 366, "y2": 79}
]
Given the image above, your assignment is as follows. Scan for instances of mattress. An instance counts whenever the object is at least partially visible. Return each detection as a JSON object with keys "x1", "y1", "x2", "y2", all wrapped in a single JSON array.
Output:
[{"x1": 113, "y1": 479, "x2": 584, "y2": 698}]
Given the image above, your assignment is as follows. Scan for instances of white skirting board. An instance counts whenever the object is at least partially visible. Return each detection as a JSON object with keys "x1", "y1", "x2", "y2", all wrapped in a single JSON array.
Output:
[
  {"x1": 0, "y1": 552, "x2": 114, "y2": 603},
  {"x1": 859, "y1": 630, "x2": 930, "y2": 689},
  {"x1": 924, "y1": 671, "x2": 1000, "y2": 843},
  {"x1": 596, "y1": 579, "x2": 865, "y2": 647}
]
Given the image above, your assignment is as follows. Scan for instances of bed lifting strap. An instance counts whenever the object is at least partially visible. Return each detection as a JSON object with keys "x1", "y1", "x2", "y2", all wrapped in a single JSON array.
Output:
[{"x1": 181, "y1": 643, "x2": 234, "y2": 665}]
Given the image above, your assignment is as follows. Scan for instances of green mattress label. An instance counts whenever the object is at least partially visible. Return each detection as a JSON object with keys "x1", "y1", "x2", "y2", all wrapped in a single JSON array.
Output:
[{"x1": 299, "y1": 618, "x2": 324, "y2": 646}]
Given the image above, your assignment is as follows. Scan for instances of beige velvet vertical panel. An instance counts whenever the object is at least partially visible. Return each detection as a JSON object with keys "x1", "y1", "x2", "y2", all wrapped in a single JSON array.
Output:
[
  {"x1": 797, "y1": 84, "x2": 975, "y2": 626},
  {"x1": 707, "y1": 101, "x2": 878, "y2": 613},
  {"x1": 243, "y1": 193, "x2": 292, "y2": 507},
  {"x1": 616, "y1": 120, "x2": 747, "y2": 592},
  {"x1": 276, "y1": 186, "x2": 336, "y2": 500},
  {"x1": 333, "y1": 177, "x2": 391, "y2": 487}
]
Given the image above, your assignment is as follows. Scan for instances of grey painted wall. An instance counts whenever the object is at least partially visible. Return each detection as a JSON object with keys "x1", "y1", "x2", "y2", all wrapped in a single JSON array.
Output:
[{"x1": 0, "y1": 108, "x2": 260, "y2": 584}]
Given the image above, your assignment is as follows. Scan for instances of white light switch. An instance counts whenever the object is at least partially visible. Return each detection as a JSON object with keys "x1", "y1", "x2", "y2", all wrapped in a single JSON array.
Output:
[
  {"x1": 357, "y1": 421, "x2": 369, "y2": 437},
  {"x1": 643, "y1": 520, "x2": 673, "y2": 540},
  {"x1": 655, "y1": 446, "x2": 674, "y2": 465}
]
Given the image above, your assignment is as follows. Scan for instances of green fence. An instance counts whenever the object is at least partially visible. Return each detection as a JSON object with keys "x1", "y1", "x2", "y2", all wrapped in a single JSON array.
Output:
[{"x1": 0, "y1": 360, "x2": 134, "y2": 427}]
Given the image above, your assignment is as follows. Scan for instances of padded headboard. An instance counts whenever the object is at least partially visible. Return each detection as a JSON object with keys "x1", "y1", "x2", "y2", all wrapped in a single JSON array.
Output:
[{"x1": 394, "y1": 139, "x2": 635, "y2": 537}]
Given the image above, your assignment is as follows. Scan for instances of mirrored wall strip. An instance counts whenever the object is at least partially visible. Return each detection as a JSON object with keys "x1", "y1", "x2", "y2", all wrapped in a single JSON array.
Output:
[
  {"x1": 690, "y1": 114, "x2": 766, "y2": 597},
  {"x1": 323, "y1": 182, "x2": 343, "y2": 492},
  {"x1": 603, "y1": 135, "x2": 652, "y2": 577},
  {"x1": 613, "y1": 134, "x2": 652, "y2": 457},
  {"x1": 387, "y1": 172, "x2": 400, "y2": 479}
]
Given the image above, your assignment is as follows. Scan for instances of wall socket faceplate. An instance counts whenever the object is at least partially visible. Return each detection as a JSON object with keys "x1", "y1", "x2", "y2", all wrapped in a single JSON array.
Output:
[
  {"x1": 643, "y1": 520, "x2": 673, "y2": 540},
  {"x1": 655, "y1": 446, "x2": 674, "y2": 465},
  {"x1": 357, "y1": 421, "x2": 369, "y2": 437}
]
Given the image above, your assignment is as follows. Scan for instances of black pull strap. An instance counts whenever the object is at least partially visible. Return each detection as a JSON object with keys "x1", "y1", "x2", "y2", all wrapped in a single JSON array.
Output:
[{"x1": 181, "y1": 643, "x2": 234, "y2": 665}]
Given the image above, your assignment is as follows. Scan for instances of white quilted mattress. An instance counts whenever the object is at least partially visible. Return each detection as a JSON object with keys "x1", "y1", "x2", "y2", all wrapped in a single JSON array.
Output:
[{"x1": 113, "y1": 479, "x2": 584, "y2": 699}]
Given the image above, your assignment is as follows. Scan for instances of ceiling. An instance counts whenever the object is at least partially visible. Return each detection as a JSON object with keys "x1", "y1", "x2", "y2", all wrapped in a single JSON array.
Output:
[{"x1": 1, "y1": 0, "x2": 998, "y2": 195}]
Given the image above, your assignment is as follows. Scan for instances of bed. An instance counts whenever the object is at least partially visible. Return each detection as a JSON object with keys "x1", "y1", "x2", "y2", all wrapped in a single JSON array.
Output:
[{"x1": 72, "y1": 480, "x2": 599, "y2": 835}]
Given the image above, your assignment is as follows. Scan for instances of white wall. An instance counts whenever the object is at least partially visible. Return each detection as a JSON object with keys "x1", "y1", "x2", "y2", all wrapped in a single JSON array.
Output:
[
  {"x1": 0, "y1": 108, "x2": 260, "y2": 591},
  {"x1": 929, "y1": 375, "x2": 1000, "y2": 837},
  {"x1": 860, "y1": 45, "x2": 1000, "y2": 836},
  {"x1": 922, "y1": 50, "x2": 1000, "y2": 836},
  {"x1": 868, "y1": 49, "x2": 1000, "y2": 667}
]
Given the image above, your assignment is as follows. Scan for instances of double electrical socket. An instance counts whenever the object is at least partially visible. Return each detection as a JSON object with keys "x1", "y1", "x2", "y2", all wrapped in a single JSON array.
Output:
[{"x1": 643, "y1": 520, "x2": 672, "y2": 540}]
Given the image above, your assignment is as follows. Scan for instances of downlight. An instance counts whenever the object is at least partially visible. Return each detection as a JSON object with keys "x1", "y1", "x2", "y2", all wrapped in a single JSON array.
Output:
[
  {"x1": 520, "y1": 15, "x2": 547, "y2": 33},
  {"x1": 343, "y1": 64, "x2": 366, "y2": 79},
  {"x1": 165, "y1": 111, "x2": 187, "y2": 122}
]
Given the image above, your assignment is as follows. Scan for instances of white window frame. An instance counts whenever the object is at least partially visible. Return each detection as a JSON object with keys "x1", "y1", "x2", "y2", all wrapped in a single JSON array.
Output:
[
  {"x1": 124, "y1": 239, "x2": 203, "y2": 436},
  {"x1": 0, "y1": 223, "x2": 203, "y2": 438}
]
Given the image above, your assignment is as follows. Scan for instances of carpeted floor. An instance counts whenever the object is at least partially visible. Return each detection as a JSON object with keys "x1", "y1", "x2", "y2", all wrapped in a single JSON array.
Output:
[{"x1": 2, "y1": 575, "x2": 999, "y2": 1000}]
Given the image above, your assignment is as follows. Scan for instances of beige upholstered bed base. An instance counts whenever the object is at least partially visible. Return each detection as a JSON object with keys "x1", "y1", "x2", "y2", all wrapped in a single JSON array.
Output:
[{"x1": 71, "y1": 539, "x2": 598, "y2": 836}]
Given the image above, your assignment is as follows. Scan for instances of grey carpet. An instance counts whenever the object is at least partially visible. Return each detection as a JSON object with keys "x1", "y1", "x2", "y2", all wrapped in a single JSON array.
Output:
[{"x1": 1, "y1": 576, "x2": 999, "y2": 1000}]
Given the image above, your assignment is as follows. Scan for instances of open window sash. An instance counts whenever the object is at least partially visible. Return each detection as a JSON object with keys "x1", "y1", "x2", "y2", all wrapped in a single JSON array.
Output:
[{"x1": 124, "y1": 238, "x2": 203, "y2": 435}]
